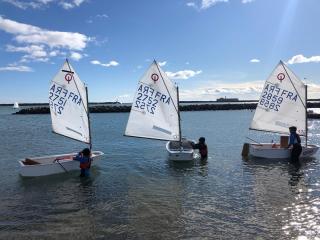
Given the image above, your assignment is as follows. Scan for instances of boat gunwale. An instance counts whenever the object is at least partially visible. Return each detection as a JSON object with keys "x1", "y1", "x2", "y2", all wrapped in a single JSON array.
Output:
[{"x1": 18, "y1": 151, "x2": 104, "y2": 167}]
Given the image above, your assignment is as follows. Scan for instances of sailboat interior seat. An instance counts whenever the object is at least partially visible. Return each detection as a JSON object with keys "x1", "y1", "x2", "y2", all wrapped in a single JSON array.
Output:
[
  {"x1": 169, "y1": 141, "x2": 180, "y2": 150},
  {"x1": 169, "y1": 140, "x2": 193, "y2": 150},
  {"x1": 23, "y1": 158, "x2": 40, "y2": 165}
]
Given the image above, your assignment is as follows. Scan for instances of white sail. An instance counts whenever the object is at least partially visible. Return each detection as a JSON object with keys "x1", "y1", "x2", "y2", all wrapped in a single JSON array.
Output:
[
  {"x1": 49, "y1": 60, "x2": 90, "y2": 143},
  {"x1": 13, "y1": 102, "x2": 19, "y2": 109},
  {"x1": 125, "y1": 61, "x2": 180, "y2": 141},
  {"x1": 250, "y1": 61, "x2": 306, "y2": 136}
]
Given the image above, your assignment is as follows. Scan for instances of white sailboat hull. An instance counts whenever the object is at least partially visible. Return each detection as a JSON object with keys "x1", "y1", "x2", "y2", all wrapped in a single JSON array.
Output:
[
  {"x1": 18, "y1": 151, "x2": 104, "y2": 177},
  {"x1": 249, "y1": 143, "x2": 319, "y2": 159},
  {"x1": 166, "y1": 140, "x2": 194, "y2": 161}
]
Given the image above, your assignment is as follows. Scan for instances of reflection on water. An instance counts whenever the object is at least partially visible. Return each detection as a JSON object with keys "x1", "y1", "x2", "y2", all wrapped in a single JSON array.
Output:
[
  {"x1": 0, "y1": 108, "x2": 320, "y2": 239},
  {"x1": 244, "y1": 156, "x2": 320, "y2": 239},
  {"x1": 280, "y1": 159, "x2": 320, "y2": 239}
]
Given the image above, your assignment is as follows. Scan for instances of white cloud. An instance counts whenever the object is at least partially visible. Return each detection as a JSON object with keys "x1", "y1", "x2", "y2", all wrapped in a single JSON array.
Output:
[
  {"x1": 158, "y1": 61, "x2": 167, "y2": 67},
  {"x1": 96, "y1": 14, "x2": 108, "y2": 19},
  {"x1": 201, "y1": 0, "x2": 228, "y2": 9},
  {"x1": 250, "y1": 58, "x2": 260, "y2": 63},
  {"x1": 6, "y1": 44, "x2": 46, "y2": 56},
  {"x1": 73, "y1": 0, "x2": 85, "y2": 6},
  {"x1": 60, "y1": 2, "x2": 73, "y2": 9},
  {"x1": 287, "y1": 54, "x2": 320, "y2": 65},
  {"x1": 179, "y1": 80, "x2": 264, "y2": 100},
  {"x1": 60, "y1": 0, "x2": 86, "y2": 9},
  {"x1": 3, "y1": 0, "x2": 86, "y2": 9},
  {"x1": 70, "y1": 52, "x2": 82, "y2": 61},
  {"x1": 49, "y1": 50, "x2": 62, "y2": 57},
  {"x1": 6, "y1": 44, "x2": 50, "y2": 62},
  {"x1": 2, "y1": 0, "x2": 52, "y2": 9},
  {"x1": 0, "y1": 64, "x2": 33, "y2": 72},
  {"x1": 90, "y1": 36, "x2": 108, "y2": 46},
  {"x1": 91, "y1": 60, "x2": 119, "y2": 67},
  {"x1": 0, "y1": 16, "x2": 89, "y2": 51},
  {"x1": 307, "y1": 82, "x2": 320, "y2": 99},
  {"x1": 187, "y1": 0, "x2": 228, "y2": 10},
  {"x1": 186, "y1": 2, "x2": 197, "y2": 7},
  {"x1": 242, "y1": 0, "x2": 255, "y2": 3},
  {"x1": 87, "y1": 14, "x2": 109, "y2": 23},
  {"x1": 116, "y1": 94, "x2": 131, "y2": 103},
  {"x1": 178, "y1": 79, "x2": 320, "y2": 100},
  {"x1": 0, "y1": 16, "x2": 89, "y2": 63},
  {"x1": 166, "y1": 70, "x2": 202, "y2": 79},
  {"x1": 14, "y1": 31, "x2": 88, "y2": 51}
]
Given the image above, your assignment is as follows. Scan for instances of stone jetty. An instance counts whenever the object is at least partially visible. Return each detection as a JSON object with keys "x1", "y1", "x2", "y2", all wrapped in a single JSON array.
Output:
[{"x1": 14, "y1": 102, "x2": 320, "y2": 117}]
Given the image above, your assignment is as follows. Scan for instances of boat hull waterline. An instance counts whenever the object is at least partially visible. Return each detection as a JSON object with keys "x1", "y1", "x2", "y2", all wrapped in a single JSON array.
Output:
[
  {"x1": 249, "y1": 143, "x2": 319, "y2": 159},
  {"x1": 19, "y1": 151, "x2": 104, "y2": 177}
]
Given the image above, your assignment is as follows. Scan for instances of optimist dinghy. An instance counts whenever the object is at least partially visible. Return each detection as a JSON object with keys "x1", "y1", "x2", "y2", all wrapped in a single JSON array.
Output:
[
  {"x1": 243, "y1": 61, "x2": 319, "y2": 159},
  {"x1": 124, "y1": 60, "x2": 194, "y2": 161},
  {"x1": 19, "y1": 59, "x2": 104, "y2": 177},
  {"x1": 19, "y1": 151, "x2": 104, "y2": 177}
]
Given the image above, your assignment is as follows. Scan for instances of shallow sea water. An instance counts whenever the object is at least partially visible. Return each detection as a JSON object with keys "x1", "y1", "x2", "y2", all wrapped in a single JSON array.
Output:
[{"x1": 1, "y1": 107, "x2": 320, "y2": 239}]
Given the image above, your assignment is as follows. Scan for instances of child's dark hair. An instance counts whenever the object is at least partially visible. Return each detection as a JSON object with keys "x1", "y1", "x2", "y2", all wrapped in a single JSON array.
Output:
[{"x1": 82, "y1": 148, "x2": 91, "y2": 157}]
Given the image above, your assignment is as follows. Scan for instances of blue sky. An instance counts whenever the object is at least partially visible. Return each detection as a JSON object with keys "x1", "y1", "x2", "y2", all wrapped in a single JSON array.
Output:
[{"x1": 1, "y1": 0, "x2": 320, "y2": 103}]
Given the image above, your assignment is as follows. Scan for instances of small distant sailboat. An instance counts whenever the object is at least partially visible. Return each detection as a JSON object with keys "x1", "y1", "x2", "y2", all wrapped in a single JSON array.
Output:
[
  {"x1": 13, "y1": 102, "x2": 19, "y2": 109},
  {"x1": 243, "y1": 61, "x2": 319, "y2": 159},
  {"x1": 124, "y1": 60, "x2": 194, "y2": 161},
  {"x1": 18, "y1": 59, "x2": 104, "y2": 177}
]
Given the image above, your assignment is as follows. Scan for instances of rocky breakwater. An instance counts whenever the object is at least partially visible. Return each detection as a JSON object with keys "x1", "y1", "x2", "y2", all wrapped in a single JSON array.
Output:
[
  {"x1": 15, "y1": 103, "x2": 259, "y2": 114},
  {"x1": 15, "y1": 102, "x2": 320, "y2": 115},
  {"x1": 15, "y1": 105, "x2": 132, "y2": 114}
]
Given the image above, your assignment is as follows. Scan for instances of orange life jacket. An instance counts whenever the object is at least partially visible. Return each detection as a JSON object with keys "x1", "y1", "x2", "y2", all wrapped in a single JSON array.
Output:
[{"x1": 80, "y1": 158, "x2": 92, "y2": 169}]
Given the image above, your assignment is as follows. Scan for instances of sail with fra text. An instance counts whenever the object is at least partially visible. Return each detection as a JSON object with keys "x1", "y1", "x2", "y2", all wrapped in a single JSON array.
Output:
[
  {"x1": 49, "y1": 60, "x2": 90, "y2": 143},
  {"x1": 250, "y1": 61, "x2": 306, "y2": 136},
  {"x1": 125, "y1": 61, "x2": 180, "y2": 141}
]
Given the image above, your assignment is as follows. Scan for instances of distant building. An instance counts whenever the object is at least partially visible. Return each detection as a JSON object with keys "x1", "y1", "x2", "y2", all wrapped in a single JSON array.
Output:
[{"x1": 216, "y1": 97, "x2": 239, "y2": 102}]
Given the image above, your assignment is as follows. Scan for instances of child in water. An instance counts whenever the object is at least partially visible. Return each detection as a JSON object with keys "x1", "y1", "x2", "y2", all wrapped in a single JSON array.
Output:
[
  {"x1": 73, "y1": 148, "x2": 92, "y2": 177},
  {"x1": 192, "y1": 137, "x2": 208, "y2": 159}
]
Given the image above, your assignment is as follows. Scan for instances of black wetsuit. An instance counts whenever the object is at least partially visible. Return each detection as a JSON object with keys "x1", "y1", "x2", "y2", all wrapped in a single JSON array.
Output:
[
  {"x1": 289, "y1": 133, "x2": 302, "y2": 163},
  {"x1": 192, "y1": 143, "x2": 208, "y2": 159}
]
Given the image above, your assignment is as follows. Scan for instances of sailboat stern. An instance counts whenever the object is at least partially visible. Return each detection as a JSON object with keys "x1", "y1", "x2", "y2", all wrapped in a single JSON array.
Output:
[{"x1": 166, "y1": 139, "x2": 194, "y2": 161}]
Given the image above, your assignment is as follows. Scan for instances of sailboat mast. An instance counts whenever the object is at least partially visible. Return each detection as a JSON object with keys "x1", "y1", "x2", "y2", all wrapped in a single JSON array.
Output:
[
  {"x1": 305, "y1": 84, "x2": 308, "y2": 147},
  {"x1": 86, "y1": 86, "x2": 92, "y2": 150},
  {"x1": 177, "y1": 85, "x2": 182, "y2": 143}
]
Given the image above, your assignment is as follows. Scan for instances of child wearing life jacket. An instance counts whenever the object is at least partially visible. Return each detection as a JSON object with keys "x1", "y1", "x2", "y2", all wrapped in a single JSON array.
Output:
[
  {"x1": 192, "y1": 137, "x2": 208, "y2": 159},
  {"x1": 288, "y1": 126, "x2": 302, "y2": 163},
  {"x1": 73, "y1": 148, "x2": 92, "y2": 177}
]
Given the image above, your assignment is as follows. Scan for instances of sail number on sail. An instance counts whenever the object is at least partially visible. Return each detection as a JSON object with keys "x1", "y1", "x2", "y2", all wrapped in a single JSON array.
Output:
[
  {"x1": 259, "y1": 83, "x2": 298, "y2": 111},
  {"x1": 134, "y1": 83, "x2": 171, "y2": 114},
  {"x1": 49, "y1": 83, "x2": 82, "y2": 114}
]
